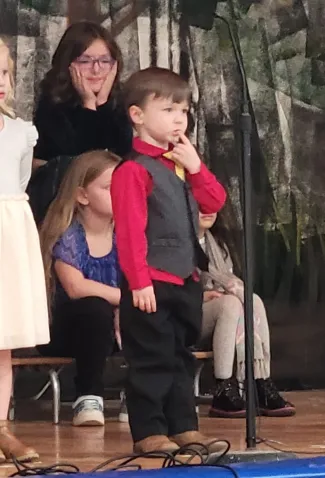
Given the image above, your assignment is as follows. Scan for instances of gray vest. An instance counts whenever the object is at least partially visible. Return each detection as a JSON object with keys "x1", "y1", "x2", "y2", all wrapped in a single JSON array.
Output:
[{"x1": 135, "y1": 155, "x2": 199, "y2": 278}]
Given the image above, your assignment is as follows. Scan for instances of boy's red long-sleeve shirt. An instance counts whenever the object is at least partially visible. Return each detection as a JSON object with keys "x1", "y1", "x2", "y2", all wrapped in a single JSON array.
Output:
[{"x1": 111, "y1": 137, "x2": 227, "y2": 290}]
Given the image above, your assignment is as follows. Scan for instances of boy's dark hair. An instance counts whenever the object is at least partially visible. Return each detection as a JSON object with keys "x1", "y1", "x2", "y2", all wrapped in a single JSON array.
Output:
[{"x1": 124, "y1": 67, "x2": 191, "y2": 110}]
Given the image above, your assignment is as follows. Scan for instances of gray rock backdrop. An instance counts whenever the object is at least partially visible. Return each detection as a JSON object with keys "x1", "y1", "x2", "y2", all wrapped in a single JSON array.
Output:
[{"x1": 2, "y1": 0, "x2": 325, "y2": 389}]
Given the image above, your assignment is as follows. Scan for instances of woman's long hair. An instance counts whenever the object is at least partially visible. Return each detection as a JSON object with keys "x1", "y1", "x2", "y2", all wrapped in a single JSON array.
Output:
[
  {"x1": 38, "y1": 21, "x2": 123, "y2": 105},
  {"x1": 210, "y1": 208, "x2": 242, "y2": 274},
  {"x1": 40, "y1": 150, "x2": 120, "y2": 310},
  {"x1": 0, "y1": 38, "x2": 15, "y2": 118}
]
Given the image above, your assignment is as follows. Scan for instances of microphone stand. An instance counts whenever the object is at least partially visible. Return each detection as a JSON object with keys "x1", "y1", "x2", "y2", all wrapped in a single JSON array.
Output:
[
  {"x1": 204, "y1": 15, "x2": 295, "y2": 462},
  {"x1": 214, "y1": 13, "x2": 256, "y2": 449}
]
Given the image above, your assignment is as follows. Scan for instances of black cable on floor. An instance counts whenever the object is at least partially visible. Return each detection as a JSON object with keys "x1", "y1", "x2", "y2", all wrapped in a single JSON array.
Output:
[
  {"x1": 8, "y1": 455, "x2": 80, "y2": 476},
  {"x1": 90, "y1": 440, "x2": 231, "y2": 473},
  {"x1": 8, "y1": 440, "x2": 235, "y2": 476}
]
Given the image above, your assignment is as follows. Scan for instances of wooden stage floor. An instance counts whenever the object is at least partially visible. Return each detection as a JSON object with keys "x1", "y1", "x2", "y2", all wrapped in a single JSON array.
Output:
[{"x1": 1, "y1": 390, "x2": 325, "y2": 476}]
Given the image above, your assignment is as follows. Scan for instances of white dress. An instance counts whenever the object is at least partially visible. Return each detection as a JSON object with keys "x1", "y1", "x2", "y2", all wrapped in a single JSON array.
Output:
[{"x1": 0, "y1": 114, "x2": 49, "y2": 350}]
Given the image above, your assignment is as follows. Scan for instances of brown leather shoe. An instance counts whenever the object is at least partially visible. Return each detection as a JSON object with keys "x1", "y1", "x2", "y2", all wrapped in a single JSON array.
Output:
[
  {"x1": 134, "y1": 435, "x2": 179, "y2": 454},
  {"x1": 0, "y1": 422, "x2": 39, "y2": 462},
  {"x1": 170, "y1": 431, "x2": 227, "y2": 454}
]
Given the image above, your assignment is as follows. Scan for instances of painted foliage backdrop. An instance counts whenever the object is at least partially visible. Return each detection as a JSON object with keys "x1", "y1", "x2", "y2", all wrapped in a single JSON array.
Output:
[{"x1": 2, "y1": 0, "x2": 325, "y2": 388}]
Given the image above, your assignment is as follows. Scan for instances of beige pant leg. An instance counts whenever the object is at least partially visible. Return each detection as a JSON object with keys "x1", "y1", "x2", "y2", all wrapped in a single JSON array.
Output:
[{"x1": 201, "y1": 295, "x2": 242, "y2": 379}]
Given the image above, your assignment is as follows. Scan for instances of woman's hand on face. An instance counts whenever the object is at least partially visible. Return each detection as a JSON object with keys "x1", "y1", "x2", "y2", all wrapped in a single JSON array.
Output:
[
  {"x1": 69, "y1": 64, "x2": 97, "y2": 110},
  {"x1": 96, "y1": 61, "x2": 118, "y2": 107},
  {"x1": 203, "y1": 290, "x2": 223, "y2": 303}
]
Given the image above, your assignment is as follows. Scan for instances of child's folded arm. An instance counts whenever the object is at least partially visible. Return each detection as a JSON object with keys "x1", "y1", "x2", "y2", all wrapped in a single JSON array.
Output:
[{"x1": 54, "y1": 260, "x2": 121, "y2": 305}]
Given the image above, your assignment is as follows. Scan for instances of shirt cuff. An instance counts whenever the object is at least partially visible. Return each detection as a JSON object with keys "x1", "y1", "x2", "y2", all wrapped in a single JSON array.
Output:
[
  {"x1": 126, "y1": 269, "x2": 153, "y2": 291},
  {"x1": 187, "y1": 162, "x2": 212, "y2": 186}
]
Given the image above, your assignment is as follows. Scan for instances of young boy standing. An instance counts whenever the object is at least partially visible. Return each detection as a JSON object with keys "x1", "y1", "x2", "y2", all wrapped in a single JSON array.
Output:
[{"x1": 111, "y1": 67, "x2": 227, "y2": 454}]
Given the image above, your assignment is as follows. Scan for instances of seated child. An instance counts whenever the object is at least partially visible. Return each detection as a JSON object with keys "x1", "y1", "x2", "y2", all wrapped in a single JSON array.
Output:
[
  {"x1": 198, "y1": 211, "x2": 296, "y2": 418},
  {"x1": 39, "y1": 150, "x2": 121, "y2": 427}
]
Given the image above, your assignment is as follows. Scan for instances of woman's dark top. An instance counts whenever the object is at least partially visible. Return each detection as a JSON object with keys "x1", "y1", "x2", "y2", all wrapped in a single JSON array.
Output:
[
  {"x1": 28, "y1": 94, "x2": 133, "y2": 225},
  {"x1": 33, "y1": 94, "x2": 133, "y2": 161}
]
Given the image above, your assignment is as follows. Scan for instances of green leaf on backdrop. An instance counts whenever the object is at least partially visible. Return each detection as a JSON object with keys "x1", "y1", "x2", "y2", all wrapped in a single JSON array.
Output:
[{"x1": 20, "y1": 0, "x2": 52, "y2": 15}]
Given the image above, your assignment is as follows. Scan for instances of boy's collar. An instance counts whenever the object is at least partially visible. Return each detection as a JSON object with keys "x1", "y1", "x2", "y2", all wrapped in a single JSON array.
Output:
[{"x1": 133, "y1": 137, "x2": 173, "y2": 158}]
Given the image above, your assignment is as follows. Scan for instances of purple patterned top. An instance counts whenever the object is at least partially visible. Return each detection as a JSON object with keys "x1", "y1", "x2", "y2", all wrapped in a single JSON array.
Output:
[{"x1": 53, "y1": 220, "x2": 120, "y2": 307}]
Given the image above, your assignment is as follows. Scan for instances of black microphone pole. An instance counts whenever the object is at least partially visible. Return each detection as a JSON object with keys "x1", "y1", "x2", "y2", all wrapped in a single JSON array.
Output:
[
  {"x1": 215, "y1": 15, "x2": 256, "y2": 448},
  {"x1": 183, "y1": 4, "x2": 295, "y2": 458},
  {"x1": 212, "y1": 14, "x2": 256, "y2": 449},
  {"x1": 182, "y1": 0, "x2": 256, "y2": 448},
  {"x1": 180, "y1": 0, "x2": 256, "y2": 449}
]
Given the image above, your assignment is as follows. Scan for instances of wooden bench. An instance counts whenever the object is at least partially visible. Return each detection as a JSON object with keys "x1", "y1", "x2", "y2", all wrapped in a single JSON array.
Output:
[
  {"x1": 11, "y1": 356, "x2": 74, "y2": 425},
  {"x1": 192, "y1": 351, "x2": 213, "y2": 403},
  {"x1": 11, "y1": 351, "x2": 213, "y2": 424}
]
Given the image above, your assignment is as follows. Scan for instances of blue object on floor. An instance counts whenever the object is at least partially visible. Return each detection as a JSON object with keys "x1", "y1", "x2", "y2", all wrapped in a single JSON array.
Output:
[{"x1": 34, "y1": 457, "x2": 325, "y2": 478}]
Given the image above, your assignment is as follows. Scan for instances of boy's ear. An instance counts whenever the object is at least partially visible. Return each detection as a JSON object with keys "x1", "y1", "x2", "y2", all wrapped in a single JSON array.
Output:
[
  {"x1": 129, "y1": 105, "x2": 144, "y2": 125},
  {"x1": 76, "y1": 186, "x2": 89, "y2": 206}
]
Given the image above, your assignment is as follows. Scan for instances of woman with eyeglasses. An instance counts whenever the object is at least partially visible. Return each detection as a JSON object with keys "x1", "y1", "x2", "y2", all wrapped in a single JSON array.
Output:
[{"x1": 29, "y1": 21, "x2": 133, "y2": 224}]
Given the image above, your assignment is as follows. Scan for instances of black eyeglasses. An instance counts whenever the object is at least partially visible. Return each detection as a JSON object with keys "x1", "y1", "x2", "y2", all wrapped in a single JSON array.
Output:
[{"x1": 74, "y1": 56, "x2": 116, "y2": 71}]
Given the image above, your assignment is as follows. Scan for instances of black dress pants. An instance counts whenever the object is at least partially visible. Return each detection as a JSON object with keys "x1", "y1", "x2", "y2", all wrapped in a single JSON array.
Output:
[
  {"x1": 120, "y1": 278, "x2": 203, "y2": 442},
  {"x1": 38, "y1": 296, "x2": 115, "y2": 398}
]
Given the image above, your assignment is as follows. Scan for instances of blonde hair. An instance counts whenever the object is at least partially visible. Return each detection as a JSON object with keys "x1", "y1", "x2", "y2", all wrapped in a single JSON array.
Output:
[
  {"x1": 40, "y1": 150, "x2": 121, "y2": 310},
  {"x1": 0, "y1": 38, "x2": 15, "y2": 118}
]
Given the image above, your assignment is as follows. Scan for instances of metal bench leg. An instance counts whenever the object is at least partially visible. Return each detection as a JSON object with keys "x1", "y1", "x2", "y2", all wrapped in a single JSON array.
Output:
[
  {"x1": 32, "y1": 366, "x2": 65, "y2": 401},
  {"x1": 49, "y1": 369, "x2": 60, "y2": 424},
  {"x1": 194, "y1": 362, "x2": 204, "y2": 413},
  {"x1": 32, "y1": 379, "x2": 53, "y2": 401},
  {"x1": 9, "y1": 370, "x2": 16, "y2": 421}
]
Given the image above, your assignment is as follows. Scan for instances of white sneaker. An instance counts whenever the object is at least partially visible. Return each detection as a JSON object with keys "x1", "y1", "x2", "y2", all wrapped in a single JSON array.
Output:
[
  {"x1": 72, "y1": 395, "x2": 105, "y2": 426},
  {"x1": 118, "y1": 391, "x2": 129, "y2": 423}
]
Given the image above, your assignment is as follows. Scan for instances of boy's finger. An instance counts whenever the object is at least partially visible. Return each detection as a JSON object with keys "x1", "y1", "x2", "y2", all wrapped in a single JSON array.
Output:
[
  {"x1": 178, "y1": 132, "x2": 191, "y2": 145},
  {"x1": 139, "y1": 297, "x2": 146, "y2": 311},
  {"x1": 151, "y1": 294, "x2": 157, "y2": 313},
  {"x1": 133, "y1": 294, "x2": 139, "y2": 308},
  {"x1": 145, "y1": 297, "x2": 152, "y2": 314}
]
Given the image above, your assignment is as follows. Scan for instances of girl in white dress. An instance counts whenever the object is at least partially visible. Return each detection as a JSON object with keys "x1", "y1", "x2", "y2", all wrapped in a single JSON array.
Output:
[{"x1": 0, "y1": 39, "x2": 49, "y2": 462}]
